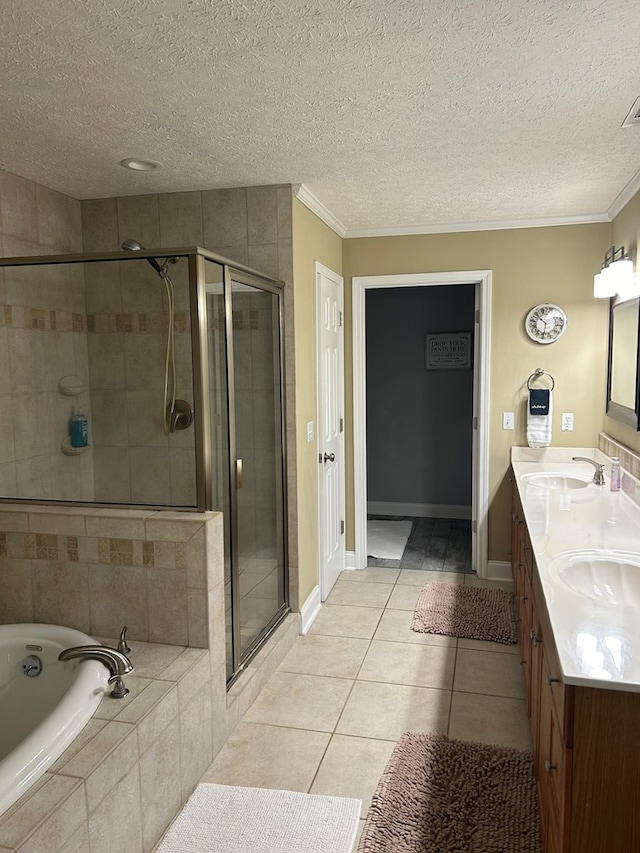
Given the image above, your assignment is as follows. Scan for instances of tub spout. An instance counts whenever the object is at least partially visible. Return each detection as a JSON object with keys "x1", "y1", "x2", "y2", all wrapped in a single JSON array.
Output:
[{"x1": 58, "y1": 645, "x2": 134, "y2": 697}]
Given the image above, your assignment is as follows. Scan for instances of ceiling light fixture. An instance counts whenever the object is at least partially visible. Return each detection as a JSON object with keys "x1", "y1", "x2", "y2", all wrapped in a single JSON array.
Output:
[
  {"x1": 594, "y1": 245, "x2": 636, "y2": 300},
  {"x1": 120, "y1": 158, "x2": 162, "y2": 171}
]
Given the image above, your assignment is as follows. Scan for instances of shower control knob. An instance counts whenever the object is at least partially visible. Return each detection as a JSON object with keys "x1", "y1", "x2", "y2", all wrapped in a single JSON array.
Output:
[{"x1": 323, "y1": 452, "x2": 336, "y2": 463}]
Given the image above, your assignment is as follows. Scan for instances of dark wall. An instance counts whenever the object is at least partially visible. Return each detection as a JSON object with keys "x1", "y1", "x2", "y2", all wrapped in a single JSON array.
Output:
[{"x1": 366, "y1": 284, "x2": 475, "y2": 510}]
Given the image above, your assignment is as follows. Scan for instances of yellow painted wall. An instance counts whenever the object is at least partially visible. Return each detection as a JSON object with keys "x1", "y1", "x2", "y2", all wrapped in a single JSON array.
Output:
[
  {"x1": 291, "y1": 198, "x2": 343, "y2": 604},
  {"x1": 607, "y1": 187, "x2": 640, "y2": 453},
  {"x1": 343, "y1": 223, "x2": 612, "y2": 563}
]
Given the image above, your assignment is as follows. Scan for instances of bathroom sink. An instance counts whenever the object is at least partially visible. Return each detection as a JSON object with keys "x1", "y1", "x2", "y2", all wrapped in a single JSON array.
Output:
[
  {"x1": 521, "y1": 473, "x2": 590, "y2": 490},
  {"x1": 549, "y1": 551, "x2": 640, "y2": 607}
]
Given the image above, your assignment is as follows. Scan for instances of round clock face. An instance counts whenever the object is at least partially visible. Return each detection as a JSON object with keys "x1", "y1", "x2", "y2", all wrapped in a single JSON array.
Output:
[{"x1": 525, "y1": 303, "x2": 567, "y2": 344}]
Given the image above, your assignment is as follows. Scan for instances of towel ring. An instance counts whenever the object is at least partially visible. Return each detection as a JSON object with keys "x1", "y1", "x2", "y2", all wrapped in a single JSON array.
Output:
[{"x1": 527, "y1": 368, "x2": 555, "y2": 391}]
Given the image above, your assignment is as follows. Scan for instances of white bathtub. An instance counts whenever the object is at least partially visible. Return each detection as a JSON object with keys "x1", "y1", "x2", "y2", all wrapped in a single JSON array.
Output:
[{"x1": 0, "y1": 624, "x2": 109, "y2": 816}]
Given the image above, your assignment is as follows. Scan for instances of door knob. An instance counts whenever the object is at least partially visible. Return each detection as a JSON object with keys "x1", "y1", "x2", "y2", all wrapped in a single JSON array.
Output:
[{"x1": 323, "y1": 452, "x2": 336, "y2": 463}]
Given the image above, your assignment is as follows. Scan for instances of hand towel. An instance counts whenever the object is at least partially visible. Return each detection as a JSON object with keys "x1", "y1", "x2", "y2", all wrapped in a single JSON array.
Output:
[{"x1": 527, "y1": 389, "x2": 552, "y2": 448}]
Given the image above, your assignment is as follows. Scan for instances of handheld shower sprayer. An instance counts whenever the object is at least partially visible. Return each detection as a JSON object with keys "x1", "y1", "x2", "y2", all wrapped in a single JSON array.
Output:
[
  {"x1": 121, "y1": 238, "x2": 184, "y2": 434},
  {"x1": 120, "y1": 239, "x2": 164, "y2": 274}
]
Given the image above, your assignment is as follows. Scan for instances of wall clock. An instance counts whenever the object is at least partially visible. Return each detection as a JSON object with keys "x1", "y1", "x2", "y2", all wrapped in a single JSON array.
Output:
[{"x1": 525, "y1": 303, "x2": 567, "y2": 344}]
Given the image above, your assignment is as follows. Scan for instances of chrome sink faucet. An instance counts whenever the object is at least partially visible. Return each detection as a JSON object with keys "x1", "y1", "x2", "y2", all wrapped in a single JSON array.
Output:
[
  {"x1": 572, "y1": 456, "x2": 606, "y2": 486},
  {"x1": 58, "y1": 643, "x2": 134, "y2": 698}
]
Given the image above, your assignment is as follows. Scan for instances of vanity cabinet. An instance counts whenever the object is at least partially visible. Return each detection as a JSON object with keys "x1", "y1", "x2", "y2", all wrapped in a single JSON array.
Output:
[{"x1": 511, "y1": 478, "x2": 640, "y2": 853}]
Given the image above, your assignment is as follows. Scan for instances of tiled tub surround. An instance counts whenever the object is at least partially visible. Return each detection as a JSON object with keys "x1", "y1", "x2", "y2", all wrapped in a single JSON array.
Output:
[
  {"x1": 0, "y1": 617, "x2": 299, "y2": 853},
  {"x1": 0, "y1": 506, "x2": 225, "y2": 648},
  {"x1": 511, "y1": 445, "x2": 640, "y2": 689}
]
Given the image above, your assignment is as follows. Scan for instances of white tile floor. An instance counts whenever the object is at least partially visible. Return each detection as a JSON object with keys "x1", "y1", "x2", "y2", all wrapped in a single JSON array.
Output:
[{"x1": 202, "y1": 568, "x2": 531, "y2": 846}]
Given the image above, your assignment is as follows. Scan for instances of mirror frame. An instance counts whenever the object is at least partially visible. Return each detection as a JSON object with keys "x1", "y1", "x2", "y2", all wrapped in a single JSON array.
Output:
[{"x1": 606, "y1": 294, "x2": 640, "y2": 430}]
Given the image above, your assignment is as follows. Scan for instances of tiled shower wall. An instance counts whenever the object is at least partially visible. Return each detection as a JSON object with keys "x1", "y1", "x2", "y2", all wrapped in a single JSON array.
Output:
[
  {"x1": 0, "y1": 169, "x2": 94, "y2": 501},
  {"x1": 80, "y1": 186, "x2": 299, "y2": 600}
]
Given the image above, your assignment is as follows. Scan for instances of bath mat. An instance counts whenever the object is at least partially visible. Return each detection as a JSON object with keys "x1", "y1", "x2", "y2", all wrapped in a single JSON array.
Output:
[
  {"x1": 156, "y1": 782, "x2": 361, "y2": 853},
  {"x1": 359, "y1": 732, "x2": 540, "y2": 853},
  {"x1": 411, "y1": 582, "x2": 517, "y2": 644},
  {"x1": 367, "y1": 520, "x2": 413, "y2": 560}
]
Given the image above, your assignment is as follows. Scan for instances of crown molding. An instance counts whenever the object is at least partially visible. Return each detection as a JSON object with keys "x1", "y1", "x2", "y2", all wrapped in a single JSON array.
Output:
[
  {"x1": 344, "y1": 212, "x2": 611, "y2": 238},
  {"x1": 607, "y1": 166, "x2": 640, "y2": 220},
  {"x1": 293, "y1": 183, "x2": 616, "y2": 239},
  {"x1": 293, "y1": 184, "x2": 347, "y2": 237}
]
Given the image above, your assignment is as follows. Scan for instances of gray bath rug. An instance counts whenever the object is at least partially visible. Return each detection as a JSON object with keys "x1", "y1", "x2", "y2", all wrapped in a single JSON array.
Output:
[
  {"x1": 411, "y1": 582, "x2": 517, "y2": 644},
  {"x1": 156, "y1": 782, "x2": 361, "y2": 853},
  {"x1": 367, "y1": 520, "x2": 413, "y2": 560},
  {"x1": 359, "y1": 732, "x2": 541, "y2": 853}
]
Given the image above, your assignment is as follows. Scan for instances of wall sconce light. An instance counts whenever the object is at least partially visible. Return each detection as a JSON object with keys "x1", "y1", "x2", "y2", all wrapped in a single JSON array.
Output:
[{"x1": 594, "y1": 245, "x2": 636, "y2": 299}]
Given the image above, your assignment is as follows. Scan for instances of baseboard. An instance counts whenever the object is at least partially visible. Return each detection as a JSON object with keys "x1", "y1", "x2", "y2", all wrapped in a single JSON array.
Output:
[
  {"x1": 367, "y1": 501, "x2": 472, "y2": 519},
  {"x1": 299, "y1": 585, "x2": 322, "y2": 634},
  {"x1": 344, "y1": 551, "x2": 359, "y2": 570},
  {"x1": 486, "y1": 560, "x2": 513, "y2": 583}
]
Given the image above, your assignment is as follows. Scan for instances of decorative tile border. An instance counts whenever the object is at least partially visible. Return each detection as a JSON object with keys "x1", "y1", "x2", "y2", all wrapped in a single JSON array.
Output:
[
  {"x1": 0, "y1": 303, "x2": 86, "y2": 333},
  {"x1": 599, "y1": 432, "x2": 640, "y2": 507}
]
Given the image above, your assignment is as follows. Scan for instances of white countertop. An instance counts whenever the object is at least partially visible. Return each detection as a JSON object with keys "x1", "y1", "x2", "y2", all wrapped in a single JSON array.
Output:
[{"x1": 511, "y1": 446, "x2": 640, "y2": 693}]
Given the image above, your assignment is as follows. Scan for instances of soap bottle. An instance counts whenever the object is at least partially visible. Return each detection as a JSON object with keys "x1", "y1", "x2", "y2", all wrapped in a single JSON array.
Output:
[
  {"x1": 610, "y1": 457, "x2": 621, "y2": 492},
  {"x1": 70, "y1": 408, "x2": 88, "y2": 448}
]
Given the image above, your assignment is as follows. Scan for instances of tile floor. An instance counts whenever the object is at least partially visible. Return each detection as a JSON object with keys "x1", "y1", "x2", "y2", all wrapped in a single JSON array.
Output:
[{"x1": 202, "y1": 567, "x2": 531, "y2": 846}]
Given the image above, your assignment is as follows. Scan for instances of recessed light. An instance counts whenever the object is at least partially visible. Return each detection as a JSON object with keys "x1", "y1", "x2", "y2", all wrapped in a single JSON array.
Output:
[{"x1": 120, "y1": 158, "x2": 162, "y2": 171}]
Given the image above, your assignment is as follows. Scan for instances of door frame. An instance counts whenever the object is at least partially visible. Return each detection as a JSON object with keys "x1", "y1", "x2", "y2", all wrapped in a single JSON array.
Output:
[
  {"x1": 352, "y1": 270, "x2": 492, "y2": 578},
  {"x1": 315, "y1": 261, "x2": 346, "y2": 599}
]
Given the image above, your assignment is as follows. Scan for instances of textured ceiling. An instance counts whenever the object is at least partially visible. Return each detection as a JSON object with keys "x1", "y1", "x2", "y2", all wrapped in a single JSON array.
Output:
[{"x1": 1, "y1": 0, "x2": 639, "y2": 233}]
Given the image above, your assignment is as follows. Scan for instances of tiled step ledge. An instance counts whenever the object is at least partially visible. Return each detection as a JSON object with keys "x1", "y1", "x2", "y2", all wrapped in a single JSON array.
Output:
[{"x1": 0, "y1": 613, "x2": 299, "y2": 853}]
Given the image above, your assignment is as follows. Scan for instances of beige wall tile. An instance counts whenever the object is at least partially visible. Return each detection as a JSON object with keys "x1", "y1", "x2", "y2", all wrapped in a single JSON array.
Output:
[
  {"x1": 8, "y1": 329, "x2": 45, "y2": 394},
  {"x1": 139, "y1": 717, "x2": 182, "y2": 853},
  {"x1": 84, "y1": 261, "x2": 122, "y2": 313},
  {"x1": 179, "y1": 683, "x2": 213, "y2": 801},
  {"x1": 118, "y1": 680, "x2": 177, "y2": 748},
  {"x1": 202, "y1": 188, "x2": 247, "y2": 249},
  {"x1": 247, "y1": 186, "x2": 278, "y2": 246},
  {"x1": 81, "y1": 198, "x2": 119, "y2": 252},
  {"x1": 117, "y1": 196, "x2": 160, "y2": 250},
  {"x1": 28, "y1": 512, "x2": 86, "y2": 537},
  {"x1": 35, "y1": 185, "x2": 71, "y2": 251},
  {"x1": 87, "y1": 762, "x2": 143, "y2": 853},
  {"x1": 89, "y1": 564, "x2": 149, "y2": 641},
  {"x1": 0, "y1": 774, "x2": 83, "y2": 852},
  {"x1": 158, "y1": 192, "x2": 203, "y2": 247},
  {"x1": 92, "y1": 446, "x2": 131, "y2": 503},
  {"x1": 0, "y1": 172, "x2": 38, "y2": 243},
  {"x1": 147, "y1": 567, "x2": 188, "y2": 645},
  {"x1": 129, "y1": 447, "x2": 171, "y2": 505},
  {"x1": 58, "y1": 721, "x2": 137, "y2": 812},
  {"x1": 32, "y1": 561, "x2": 90, "y2": 631},
  {"x1": 0, "y1": 557, "x2": 33, "y2": 622}
]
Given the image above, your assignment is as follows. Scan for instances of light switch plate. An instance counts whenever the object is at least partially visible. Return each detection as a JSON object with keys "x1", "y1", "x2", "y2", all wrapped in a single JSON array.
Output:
[
  {"x1": 306, "y1": 421, "x2": 314, "y2": 442},
  {"x1": 502, "y1": 412, "x2": 515, "y2": 430}
]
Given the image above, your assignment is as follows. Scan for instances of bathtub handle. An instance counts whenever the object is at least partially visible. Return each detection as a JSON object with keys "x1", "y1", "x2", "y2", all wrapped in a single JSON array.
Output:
[{"x1": 117, "y1": 626, "x2": 131, "y2": 654}]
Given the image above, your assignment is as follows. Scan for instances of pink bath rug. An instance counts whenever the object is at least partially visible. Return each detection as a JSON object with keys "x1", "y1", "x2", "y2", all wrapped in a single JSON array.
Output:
[
  {"x1": 359, "y1": 732, "x2": 540, "y2": 852},
  {"x1": 411, "y1": 582, "x2": 517, "y2": 645}
]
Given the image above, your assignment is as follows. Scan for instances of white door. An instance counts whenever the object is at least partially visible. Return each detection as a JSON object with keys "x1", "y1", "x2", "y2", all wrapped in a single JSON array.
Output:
[{"x1": 316, "y1": 263, "x2": 345, "y2": 599}]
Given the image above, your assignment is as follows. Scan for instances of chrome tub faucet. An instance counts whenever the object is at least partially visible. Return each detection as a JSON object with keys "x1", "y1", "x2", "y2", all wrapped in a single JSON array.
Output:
[
  {"x1": 58, "y1": 639, "x2": 134, "y2": 698},
  {"x1": 572, "y1": 456, "x2": 606, "y2": 486}
]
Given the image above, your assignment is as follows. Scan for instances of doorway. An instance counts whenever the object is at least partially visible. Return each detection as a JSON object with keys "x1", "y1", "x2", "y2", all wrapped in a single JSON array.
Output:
[{"x1": 352, "y1": 271, "x2": 492, "y2": 578}]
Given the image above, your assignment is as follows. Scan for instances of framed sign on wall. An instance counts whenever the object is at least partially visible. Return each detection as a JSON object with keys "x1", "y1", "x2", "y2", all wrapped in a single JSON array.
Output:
[{"x1": 425, "y1": 332, "x2": 471, "y2": 370}]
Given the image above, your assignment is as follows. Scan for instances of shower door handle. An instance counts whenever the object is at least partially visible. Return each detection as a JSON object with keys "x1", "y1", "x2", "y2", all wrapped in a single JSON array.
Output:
[{"x1": 235, "y1": 459, "x2": 243, "y2": 489}]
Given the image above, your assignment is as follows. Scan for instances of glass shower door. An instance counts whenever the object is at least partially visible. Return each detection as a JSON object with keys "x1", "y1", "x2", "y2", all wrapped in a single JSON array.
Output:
[
  {"x1": 229, "y1": 273, "x2": 287, "y2": 670},
  {"x1": 203, "y1": 257, "x2": 287, "y2": 682}
]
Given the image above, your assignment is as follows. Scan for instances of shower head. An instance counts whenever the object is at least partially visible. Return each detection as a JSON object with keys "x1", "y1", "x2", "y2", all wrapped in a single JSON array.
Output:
[{"x1": 120, "y1": 239, "x2": 163, "y2": 274}]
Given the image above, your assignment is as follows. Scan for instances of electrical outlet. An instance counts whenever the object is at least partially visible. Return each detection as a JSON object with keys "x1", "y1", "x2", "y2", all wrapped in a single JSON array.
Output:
[
  {"x1": 502, "y1": 412, "x2": 515, "y2": 430},
  {"x1": 561, "y1": 413, "x2": 574, "y2": 431}
]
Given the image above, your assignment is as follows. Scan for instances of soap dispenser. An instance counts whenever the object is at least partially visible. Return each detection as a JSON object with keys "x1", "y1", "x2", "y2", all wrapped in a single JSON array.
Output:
[{"x1": 70, "y1": 407, "x2": 88, "y2": 448}]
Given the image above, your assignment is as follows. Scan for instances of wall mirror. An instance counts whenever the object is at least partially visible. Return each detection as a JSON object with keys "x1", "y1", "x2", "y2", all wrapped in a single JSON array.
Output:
[{"x1": 607, "y1": 295, "x2": 640, "y2": 429}]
